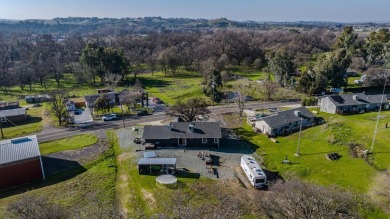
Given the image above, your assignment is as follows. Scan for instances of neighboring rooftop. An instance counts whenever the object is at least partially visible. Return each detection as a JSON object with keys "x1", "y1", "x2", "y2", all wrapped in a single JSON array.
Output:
[
  {"x1": 142, "y1": 122, "x2": 222, "y2": 139},
  {"x1": 0, "y1": 108, "x2": 26, "y2": 117},
  {"x1": 327, "y1": 93, "x2": 386, "y2": 106},
  {"x1": 261, "y1": 107, "x2": 314, "y2": 128},
  {"x1": 0, "y1": 135, "x2": 41, "y2": 166}
]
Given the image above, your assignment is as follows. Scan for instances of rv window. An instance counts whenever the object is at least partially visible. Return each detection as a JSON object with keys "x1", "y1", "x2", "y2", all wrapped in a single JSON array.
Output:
[{"x1": 255, "y1": 178, "x2": 265, "y2": 184}]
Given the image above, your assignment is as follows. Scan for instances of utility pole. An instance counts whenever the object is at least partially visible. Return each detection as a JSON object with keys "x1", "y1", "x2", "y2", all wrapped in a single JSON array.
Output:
[
  {"x1": 211, "y1": 80, "x2": 215, "y2": 107},
  {"x1": 295, "y1": 116, "x2": 303, "y2": 156},
  {"x1": 0, "y1": 118, "x2": 4, "y2": 139},
  {"x1": 370, "y1": 71, "x2": 387, "y2": 153}
]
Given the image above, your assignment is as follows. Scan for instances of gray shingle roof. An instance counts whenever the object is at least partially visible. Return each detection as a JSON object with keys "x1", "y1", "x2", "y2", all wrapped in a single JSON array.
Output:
[
  {"x1": 84, "y1": 92, "x2": 118, "y2": 103},
  {"x1": 0, "y1": 135, "x2": 41, "y2": 166},
  {"x1": 328, "y1": 93, "x2": 386, "y2": 106},
  {"x1": 262, "y1": 107, "x2": 314, "y2": 128},
  {"x1": 0, "y1": 108, "x2": 26, "y2": 117},
  {"x1": 142, "y1": 122, "x2": 222, "y2": 139}
]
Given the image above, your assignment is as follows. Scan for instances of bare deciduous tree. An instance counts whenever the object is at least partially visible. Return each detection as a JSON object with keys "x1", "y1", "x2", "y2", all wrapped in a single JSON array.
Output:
[
  {"x1": 254, "y1": 180, "x2": 360, "y2": 219},
  {"x1": 233, "y1": 79, "x2": 257, "y2": 117},
  {"x1": 167, "y1": 97, "x2": 210, "y2": 122},
  {"x1": 47, "y1": 91, "x2": 68, "y2": 126}
]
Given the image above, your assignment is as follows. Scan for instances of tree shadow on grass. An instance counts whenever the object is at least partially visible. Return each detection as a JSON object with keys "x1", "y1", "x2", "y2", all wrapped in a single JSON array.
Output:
[
  {"x1": 124, "y1": 77, "x2": 172, "y2": 88},
  {"x1": 0, "y1": 157, "x2": 86, "y2": 199},
  {"x1": 1, "y1": 116, "x2": 42, "y2": 128}
]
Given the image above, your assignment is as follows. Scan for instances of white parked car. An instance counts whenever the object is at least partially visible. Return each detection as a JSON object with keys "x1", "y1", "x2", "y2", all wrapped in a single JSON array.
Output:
[{"x1": 102, "y1": 114, "x2": 117, "y2": 121}]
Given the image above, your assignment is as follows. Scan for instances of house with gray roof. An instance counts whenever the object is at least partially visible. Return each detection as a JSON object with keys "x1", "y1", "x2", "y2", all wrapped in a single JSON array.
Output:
[
  {"x1": 319, "y1": 93, "x2": 389, "y2": 114},
  {"x1": 84, "y1": 92, "x2": 119, "y2": 109},
  {"x1": 0, "y1": 135, "x2": 45, "y2": 190},
  {"x1": 142, "y1": 122, "x2": 222, "y2": 148},
  {"x1": 254, "y1": 107, "x2": 315, "y2": 137}
]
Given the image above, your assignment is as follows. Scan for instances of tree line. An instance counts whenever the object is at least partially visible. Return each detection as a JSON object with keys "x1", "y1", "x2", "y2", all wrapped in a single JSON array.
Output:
[{"x1": 1, "y1": 26, "x2": 390, "y2": 97}]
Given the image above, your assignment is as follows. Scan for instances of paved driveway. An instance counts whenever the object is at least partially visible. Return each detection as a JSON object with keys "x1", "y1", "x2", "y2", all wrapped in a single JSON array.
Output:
[{"x1": 74, "y1": 108, "x2": 93, "y2": 124}]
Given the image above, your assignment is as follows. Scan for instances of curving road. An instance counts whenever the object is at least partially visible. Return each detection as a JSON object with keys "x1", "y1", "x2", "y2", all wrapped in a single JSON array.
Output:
[{"x1": 37, "y1": 100, "x2": 300, "y2": 143}]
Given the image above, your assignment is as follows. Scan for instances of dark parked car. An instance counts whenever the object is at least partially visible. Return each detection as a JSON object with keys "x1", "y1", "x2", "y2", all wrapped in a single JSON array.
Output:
[
  {"x1": 137, "y1": 110, "x2": 149, "y2": 116},
  {"x1": 74, "y1": 109, "x2": 82, "y2": 115}
]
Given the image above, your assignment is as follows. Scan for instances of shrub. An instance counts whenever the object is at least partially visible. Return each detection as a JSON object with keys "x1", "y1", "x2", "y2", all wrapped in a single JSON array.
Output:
[{"x1": 301, "y1": 96, "x2": 318, "y2": 106}]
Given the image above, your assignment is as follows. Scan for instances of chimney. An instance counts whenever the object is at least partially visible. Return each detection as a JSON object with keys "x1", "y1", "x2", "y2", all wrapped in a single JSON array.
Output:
[
  {"x1": 353, "y1": 95, "x2": 359, "y2": 101},
  {"x1": 167, "y1": 124, "x2": 172, "y2": 131},
  {"x1": 188, "y1": 123, "x2": 195, "y2": 133}
]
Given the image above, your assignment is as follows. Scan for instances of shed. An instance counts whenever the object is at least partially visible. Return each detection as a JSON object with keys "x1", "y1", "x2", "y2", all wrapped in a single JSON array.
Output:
[
  {"x1": 0, "y1": 135, "x2": 45, "y2": 190},
  {"x1": 0, "y1": 108, "x2": 27, "y2": 123},
  {"x1": 137, "y1": 158, "x2": 176, "y2": 175}
]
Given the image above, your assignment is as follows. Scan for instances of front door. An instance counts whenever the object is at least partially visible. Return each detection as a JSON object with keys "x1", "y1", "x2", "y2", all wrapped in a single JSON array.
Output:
[{"x1": 178, "y1": 138, "x2": 186, "y2": 146}]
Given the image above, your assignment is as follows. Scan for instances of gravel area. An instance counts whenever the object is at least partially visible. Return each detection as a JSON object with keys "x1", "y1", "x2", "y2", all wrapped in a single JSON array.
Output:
[{"x1": 115, "y1": 125, "x2": 255, "y2": 180}]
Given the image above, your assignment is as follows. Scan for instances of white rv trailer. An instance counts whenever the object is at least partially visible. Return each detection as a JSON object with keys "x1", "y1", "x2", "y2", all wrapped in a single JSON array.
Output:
[{"x1": 240, "y1": 155, "x2": 267, "y2": 188}]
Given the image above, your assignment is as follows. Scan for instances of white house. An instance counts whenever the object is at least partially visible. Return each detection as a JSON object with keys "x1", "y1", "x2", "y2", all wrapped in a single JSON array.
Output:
[{"x1": 254, "y1": 107, "x2": 315, "y2": 137}]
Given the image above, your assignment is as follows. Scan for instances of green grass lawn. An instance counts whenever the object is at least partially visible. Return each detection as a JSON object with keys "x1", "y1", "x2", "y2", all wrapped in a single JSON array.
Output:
[
  {"x1": 127, "y1": 71, "x2": 206, "y2": 105},
  {"x1": 226, "y1": 66, "x2": 268, "y2": 81},
  {"x1": 235, "y1": 110, "x2": 390, "y2": 194},
  {"x1": 0, "y1": 134, "x2": 116, "y2": 218},
  {"x1": 39, "y1": 134, "x2": 98, "y2": 155}
]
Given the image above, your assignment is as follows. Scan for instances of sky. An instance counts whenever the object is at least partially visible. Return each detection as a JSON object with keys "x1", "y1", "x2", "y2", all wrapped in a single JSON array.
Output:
[{"x1": 0, "y1": 0, "x2": 389, "y2": 23}]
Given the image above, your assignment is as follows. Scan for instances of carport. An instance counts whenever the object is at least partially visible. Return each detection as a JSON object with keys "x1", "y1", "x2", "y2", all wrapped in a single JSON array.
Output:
[{"x1": 137, "y1": 158, "x2": 176, "y2": 175}]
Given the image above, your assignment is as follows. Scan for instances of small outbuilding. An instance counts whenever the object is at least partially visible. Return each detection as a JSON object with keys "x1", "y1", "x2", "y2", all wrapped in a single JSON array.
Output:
[
  {"x1": 137, "y1": 158, "x2": 176, "y2": 175},
  {"x1": 0, "y1": 108, "x2": 27, "y2": 123},
  {"x1": 0, "y1": 135, "x2": 45, "y2": 190}
]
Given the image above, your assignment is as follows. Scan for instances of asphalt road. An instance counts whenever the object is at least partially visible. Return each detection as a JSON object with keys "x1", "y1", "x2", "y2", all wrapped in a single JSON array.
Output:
[{"x1": 37, "y1": 100, "x2": 300, "y2": 143}]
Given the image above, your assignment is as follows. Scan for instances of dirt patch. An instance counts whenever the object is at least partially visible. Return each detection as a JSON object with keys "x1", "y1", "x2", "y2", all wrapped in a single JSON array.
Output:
[
  {"x1": 42, "y1": 132, "x2": 109, "y2": 176},
  {"x1": 141, "y1": 189, "x2": 156, "y2": 209}
]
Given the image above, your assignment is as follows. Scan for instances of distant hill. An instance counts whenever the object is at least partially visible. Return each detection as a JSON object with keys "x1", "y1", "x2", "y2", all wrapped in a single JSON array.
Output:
[{"x1": 0, "y1": 16, "x2": 389, "y2": 35}]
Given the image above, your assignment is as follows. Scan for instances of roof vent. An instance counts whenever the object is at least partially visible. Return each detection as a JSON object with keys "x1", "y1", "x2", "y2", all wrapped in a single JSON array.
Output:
[
  {"x1": 353, "y1": 95, "x2": 359, "y2": 101},
  {"x1": 294, "y1": 110, "x2": 301, "y2": 117}
]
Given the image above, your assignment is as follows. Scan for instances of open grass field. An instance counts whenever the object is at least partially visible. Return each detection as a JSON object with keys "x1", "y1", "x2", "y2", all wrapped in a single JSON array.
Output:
[
  {"x1": 226, "y1": 66, "x2": 268, "y2": 81},
  {"x1": 0, "y1": 134, "x2": 116, "y2": 218},
  {"x1": 235, "y1": 110, "x2": 390, "y2": 194},
  {"x1": 127, "y1": 71, "x2": 206, "y2": 105},
  {"x1": 39, "y1": 134, "x2": 98, "y2": 155}
]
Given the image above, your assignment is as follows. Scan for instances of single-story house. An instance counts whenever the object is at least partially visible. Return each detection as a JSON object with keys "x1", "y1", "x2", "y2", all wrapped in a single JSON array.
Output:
[
  {"x1": 0, "y1": 108, "x2": 27, "y2": 123},
  {"x1": 0, "y1": 135, "x2": 45, "y2": 190},
  {"x1": 319, "y1": 93, "x2": 389, "y2": 114},
  {"x1": 142, "y1": 122, "x2": 222, "y2": 148},
  {"x1": 25, "y1": 95, "x2": 51, "y2": 104},
  {"x1": 84, "y1": 92, "x2": 119, "y2": 109},
  {"x1": 254, "y1": 107, "x2": 315, "y2": 137}
]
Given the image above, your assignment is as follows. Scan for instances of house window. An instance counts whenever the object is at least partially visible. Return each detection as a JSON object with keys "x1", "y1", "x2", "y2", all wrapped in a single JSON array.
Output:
[
  {"x1": 214, "y1": 138, "x2": 219, "y2": 143},
  {"x1": 202, "y1": 138, "x2": 207, "y2": 144}
]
